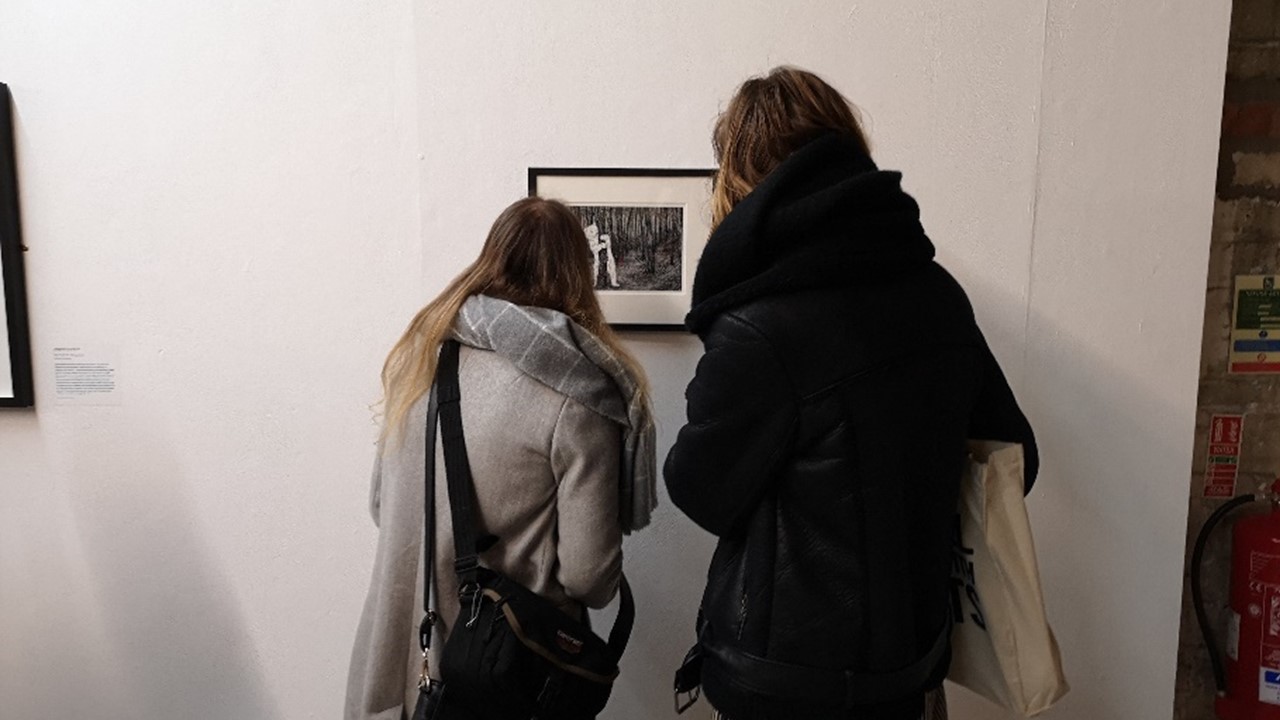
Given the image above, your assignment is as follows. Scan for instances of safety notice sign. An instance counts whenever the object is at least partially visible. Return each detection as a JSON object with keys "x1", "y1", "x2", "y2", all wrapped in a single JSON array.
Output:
[
  {"x1": 1205, "y1": 414, "x2": 1244, "y2": 499},
  {"x1": 1231, "y1": 275, "x2": 1280, "y2": 374}
]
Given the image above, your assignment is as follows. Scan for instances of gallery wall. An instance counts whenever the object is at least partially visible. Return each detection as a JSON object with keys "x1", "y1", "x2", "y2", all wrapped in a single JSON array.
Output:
[
  {"x1": 0, "y1": 2, "x2": 422, "y2": 718},
  {"x1": 0, "y1": 1, "x2": 1230, "y2": 719},
  {"x1": 1025, "y1": 1, "x2": 1233, "y2": 715}
]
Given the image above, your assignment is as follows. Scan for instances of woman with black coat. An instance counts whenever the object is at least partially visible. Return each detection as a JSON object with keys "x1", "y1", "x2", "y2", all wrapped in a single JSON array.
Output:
[{"x1": 664, "y1": 67, "x2": 1038, "y2": 720}]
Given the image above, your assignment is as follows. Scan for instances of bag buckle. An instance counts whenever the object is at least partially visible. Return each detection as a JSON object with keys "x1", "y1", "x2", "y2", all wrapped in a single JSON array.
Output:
[
  {"x1": 674, "y1": 686, "x2": 700, "y2": 714},
  {"x1": 673, "y1": 644, "x2": 704, "y2": 714}
]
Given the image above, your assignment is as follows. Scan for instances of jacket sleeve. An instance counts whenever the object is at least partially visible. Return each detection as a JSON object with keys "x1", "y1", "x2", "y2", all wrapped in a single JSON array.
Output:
[
  {"x1": 551, "y1": 396, "x2": 624, "y2": 609},
  {"x1": 968, "y1": 337, "x2": 1039, "y2": 493},
  {"x1": 664, "y1": 314, "x2": 799, "y2": 537}
]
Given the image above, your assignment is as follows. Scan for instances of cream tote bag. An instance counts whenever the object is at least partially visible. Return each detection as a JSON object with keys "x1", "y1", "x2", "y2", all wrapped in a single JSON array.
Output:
[{"x1": 948, "y1": 440, "x2": 1068, "y2": 717}]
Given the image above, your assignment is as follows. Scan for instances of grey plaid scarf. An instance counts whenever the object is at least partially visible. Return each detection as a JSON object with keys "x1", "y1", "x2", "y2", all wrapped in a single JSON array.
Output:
[{"x1": 451, "y1": 294, "x2": 657, "y2": 533}]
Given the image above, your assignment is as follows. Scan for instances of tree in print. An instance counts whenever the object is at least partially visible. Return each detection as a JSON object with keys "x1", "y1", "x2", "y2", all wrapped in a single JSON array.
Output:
[{"x1": 570, "y1": 205, "x2": 684, "y2": 292}]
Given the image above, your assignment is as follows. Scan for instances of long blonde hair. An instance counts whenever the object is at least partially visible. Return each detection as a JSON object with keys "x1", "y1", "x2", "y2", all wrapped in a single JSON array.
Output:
[
  {"x1": 380, "y1": 197, "x2": 649, "y2": 440},
  {"x1": 711, "y1": 66, "x2": 871, "y2": 227}
]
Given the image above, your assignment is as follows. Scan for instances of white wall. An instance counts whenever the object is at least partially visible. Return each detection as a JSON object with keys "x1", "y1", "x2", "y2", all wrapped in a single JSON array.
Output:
[
  {"x1": 0, "y1": 2, "x2": 421, "y2": 718},
  {"x1": 0, "y1": 1, "x2": 1229, "y2": 719},
  {"x1": 1022, "y1": 1, "x2": 1233, "y2": 716}
]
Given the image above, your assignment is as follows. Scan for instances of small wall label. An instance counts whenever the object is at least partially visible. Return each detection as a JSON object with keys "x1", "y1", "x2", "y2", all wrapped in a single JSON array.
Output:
[{"x1": 53, "y1": 346, "x2": 121, "y2": 406}]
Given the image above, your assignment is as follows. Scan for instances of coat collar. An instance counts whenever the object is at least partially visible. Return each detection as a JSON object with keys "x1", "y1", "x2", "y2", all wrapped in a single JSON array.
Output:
[{"x1": 686, "y1": 133, "x2": 935, "y2": 335}]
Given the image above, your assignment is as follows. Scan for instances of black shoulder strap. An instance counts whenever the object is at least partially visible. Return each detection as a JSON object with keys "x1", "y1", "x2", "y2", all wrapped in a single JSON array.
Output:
[
  {"x1": 435, "y1": 339, "x2": 636, "y2": 662},
  {"x1": 419, "y1": 383, "x2": 440, "y2": 654},
  {"x1": 608, "y1": 575, "x2": 635, "y2": 661},
  {"x1": 436, "y1": 340, "x2": 482, "y2": 587}
]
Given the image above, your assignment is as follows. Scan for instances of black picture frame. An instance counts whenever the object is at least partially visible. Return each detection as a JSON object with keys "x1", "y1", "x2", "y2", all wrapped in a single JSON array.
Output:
[
  {"x1": 1, "y1": 83, "x2": 33, "y2": 408},
  {"x1": 528, "y1": 167, "x2": 716, "y2": 332}
]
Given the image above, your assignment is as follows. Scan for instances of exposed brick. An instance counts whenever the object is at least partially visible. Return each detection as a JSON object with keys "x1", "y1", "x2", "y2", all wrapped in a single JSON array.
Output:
[
  {"x1": 1180, "y1": 9, "x2": 1280, "y2": 717},
  {"x1": 1212, "y1": 204, "x2": 1239, "y2": 249},
  {"x1": 1199, "y1": 375, "x2": 1280, "y2": 412},
  {"x1": 1201, "y1": 287, "x2": 1234, "y2": 378},
  {"x1": 1228, "y1": 210, "x2": 1280, "y2": 243},
  {"x1": 1240, "y1": 104, "x2": 1271, "y2": 138},
  {"x1": 1213, "y1": 207, "x2": 1244, "y2": 249},
  {"x1": 1223, "y1": 102, "x2": 1277, "y2": 138},
  {"x1": 1177, "y1": 9, "x2": 1280, "y2": 712},
  {"x1": 1189, "y1": 410, "x2": 1214, "y2": 471},
  {"x1": 1214, "y1": 197, "x2": 1259, "y2": 235},
  {"x1": 1231, "y1": 238, "x2": 1280, "y2": 275},
  {"x1": 1235, "y1": 471, "x2": 1278, "y2": 497},
  {"x1": 1205, "y1": 236, "x2": 1235, "y2": 290},
  {"x1": 1232, "y1": 151, "x2": 1280, "y2": 187},
  {"x1": 1227, "y1": 43, "x2": 1280, "y2": 81},
  {"x1": 1213, "y1": 196, "x2": 1280, "y2": 239},
  {"x1": 1224, "y1": 102, "x2": 1241, "y2": 136},
  {"x1": 1224, "y1": 77, "x2": 1280, "y2": 105},
  {"x1": 1221, "y1": 147, "x2": 1240, "y2": 191},
  {"x1": 1176, "y1": 614, "x2": 1220, "y2": 720},
  {"x1": 1234, "y1": 0, "x2": 1278, "y2": 41},
  {"x1": 1239, "y1": 412, "x2": 1280, "y2": 475}
]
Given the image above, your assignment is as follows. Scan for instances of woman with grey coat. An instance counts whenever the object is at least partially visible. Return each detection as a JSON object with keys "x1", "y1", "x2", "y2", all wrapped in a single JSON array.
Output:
[{"x1": 344, "y1": 197, "x2": 656, "y2": 720}]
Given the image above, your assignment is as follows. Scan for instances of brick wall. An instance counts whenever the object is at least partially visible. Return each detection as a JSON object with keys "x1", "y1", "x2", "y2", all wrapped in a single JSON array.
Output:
[{"x1": 1175, "y1": 1, "x2": 1280, "y2": 718}]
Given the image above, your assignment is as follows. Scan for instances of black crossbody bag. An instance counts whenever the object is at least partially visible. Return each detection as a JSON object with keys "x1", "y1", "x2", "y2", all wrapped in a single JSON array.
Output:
[{"x1": 413, "y1": 340, "x2": 635, "y2": 720}]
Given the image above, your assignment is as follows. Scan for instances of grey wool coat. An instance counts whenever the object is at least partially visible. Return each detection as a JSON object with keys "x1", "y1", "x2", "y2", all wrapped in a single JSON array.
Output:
[{"x1": 344, "y1": 345, "x2": 626, "y2": 720}]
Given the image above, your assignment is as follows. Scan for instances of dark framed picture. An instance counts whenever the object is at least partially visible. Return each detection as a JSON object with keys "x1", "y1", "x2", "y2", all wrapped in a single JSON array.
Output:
[
  {"x1": 1, "y1": 83, "x2": 33, "y2": 407},
  {"x1": 529, "y1": 167, "x2": 715, "y2": 331}
]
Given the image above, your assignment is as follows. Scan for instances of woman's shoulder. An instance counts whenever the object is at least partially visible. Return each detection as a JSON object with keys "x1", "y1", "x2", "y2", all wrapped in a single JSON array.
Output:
[
  {"x1": 462, "y1": 344, "x2": 621, "y2": 412},
  {"x1": 457, "y1": 345, "x2": 569, "y2": 407}
]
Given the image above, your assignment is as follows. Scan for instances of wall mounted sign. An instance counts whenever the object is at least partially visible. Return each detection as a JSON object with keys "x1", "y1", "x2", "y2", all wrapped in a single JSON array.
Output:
[
  {"x1": 52, "y1": 346, "x2": 120, "y2": 406},
  {"x1": 0, "y1": 82, "x2": 33, "y2": 407},
  {"x1": 529, "y1": 168, "x2": 715, "y2": 330},
  {"x1": 1230, "y1": 274, "x2": 1280, "y2": 374},
  {"x1": 1204, "y1": 414, "x2": 1244, "y2": 498}
]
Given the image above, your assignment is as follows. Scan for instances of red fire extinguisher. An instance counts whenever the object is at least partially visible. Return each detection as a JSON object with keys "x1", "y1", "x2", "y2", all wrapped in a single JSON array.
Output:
[{"x1": 1195, "y1": 481, "x2": 1280, "y2": 719}]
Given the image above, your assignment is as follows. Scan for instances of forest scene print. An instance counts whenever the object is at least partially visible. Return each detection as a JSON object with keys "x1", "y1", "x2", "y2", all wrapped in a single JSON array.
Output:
[{"x1": 569, "y1": 204, "x2": 684, "y2": 292}]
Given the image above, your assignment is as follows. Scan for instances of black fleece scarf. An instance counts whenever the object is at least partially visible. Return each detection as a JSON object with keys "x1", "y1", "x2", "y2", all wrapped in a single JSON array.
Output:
[{"x1": 686, "y1": 132, "x2": 936, "y2": 335}]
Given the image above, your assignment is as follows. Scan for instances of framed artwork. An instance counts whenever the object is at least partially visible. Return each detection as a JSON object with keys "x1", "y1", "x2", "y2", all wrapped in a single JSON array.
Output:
[
  {"x1": 529, "y1": 167, "x2": 715, "y2": 331},
  {"x1": 1, "y1": 83, "x2": 33, "y2": 407}
]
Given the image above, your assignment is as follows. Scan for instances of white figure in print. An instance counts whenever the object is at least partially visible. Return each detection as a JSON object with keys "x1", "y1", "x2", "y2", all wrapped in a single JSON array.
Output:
[{"x1": 584, "y1": 223, "x2": 620, "y2": 288}]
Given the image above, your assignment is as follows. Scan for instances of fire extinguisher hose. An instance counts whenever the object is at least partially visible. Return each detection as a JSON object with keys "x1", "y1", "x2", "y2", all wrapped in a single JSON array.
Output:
[{"x1": 1193, "y1": 493, "x2": 1257, "y2": 694}]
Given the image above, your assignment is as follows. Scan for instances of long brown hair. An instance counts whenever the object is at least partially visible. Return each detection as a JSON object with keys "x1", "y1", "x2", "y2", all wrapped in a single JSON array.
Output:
[
  {"x1": 380, "y1": 197, "x2": 649, "y2": 440},
  {"x1": 711, "y1": 66, "x2": 871, "y2": 227}
]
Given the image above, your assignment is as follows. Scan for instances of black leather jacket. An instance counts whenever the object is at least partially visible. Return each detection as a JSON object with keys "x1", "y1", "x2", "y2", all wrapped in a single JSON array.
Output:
[{"x1": 665, "y1": 134, "x2": 1037, "y2": 720}]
